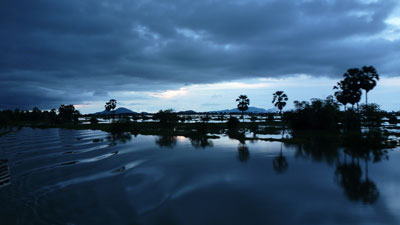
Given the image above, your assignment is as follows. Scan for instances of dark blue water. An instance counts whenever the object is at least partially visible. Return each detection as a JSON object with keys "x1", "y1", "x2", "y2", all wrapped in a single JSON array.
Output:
[{"x1": 0, "y1": 128, "x2": 399, "y2": 225}]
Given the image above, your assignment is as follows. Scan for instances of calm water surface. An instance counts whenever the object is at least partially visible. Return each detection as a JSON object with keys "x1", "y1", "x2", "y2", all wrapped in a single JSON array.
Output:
[{"x1": 0, "y1": 128, "x2": 399, "y2": 225}]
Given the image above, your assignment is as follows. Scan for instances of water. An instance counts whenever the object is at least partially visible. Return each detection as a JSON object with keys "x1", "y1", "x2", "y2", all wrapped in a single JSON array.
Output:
[
  {"x1": 79, "y1": 114, "x2": 278, "y2": 124},
  {"x1": 0, "y1": 128, "x2": 399, "y2": 225}
]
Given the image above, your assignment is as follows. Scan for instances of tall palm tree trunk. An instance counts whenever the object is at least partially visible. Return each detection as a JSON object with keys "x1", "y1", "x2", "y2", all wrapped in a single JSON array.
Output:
[{"x1": 365, "y1": 91, "x2": 368, "y2": 105}]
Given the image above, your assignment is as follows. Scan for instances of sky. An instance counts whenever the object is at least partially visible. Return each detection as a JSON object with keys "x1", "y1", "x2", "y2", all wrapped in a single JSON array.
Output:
[{"x1": 1, "y1": 0, "x2": 399, "y2": 113}]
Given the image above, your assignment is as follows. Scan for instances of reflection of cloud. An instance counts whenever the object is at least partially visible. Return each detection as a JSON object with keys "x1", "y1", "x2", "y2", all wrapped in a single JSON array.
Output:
[{"x1": 176, "y1": 136, "x2": 187, "y2": 142}]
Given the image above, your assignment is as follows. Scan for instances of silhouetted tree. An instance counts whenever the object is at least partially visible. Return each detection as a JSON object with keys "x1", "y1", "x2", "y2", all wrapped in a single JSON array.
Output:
[
  {"x1": 153, "y1": 109, "x2": 178, "y2": 128},
  {"x1": 49, "y1": 109, "x2": 57, "y2": 121},
  {"x1": 236, "y1": 95, "x2": 250, "y2": 122},
  {"x1": 334, "y1": 69, "x2": 362, "y2": 110},
  {"x1": 287, "y1": 96, "x2": 340, "y2": 131},
  {"x1": 105, "y1": 99, "x2": 117, "y2": 122},
  {"x1": 272, "y1": 91, "x2": 288, "y2": 114},
  {"x1": 359, "y1": 66, "x2": 379, "y2": 105},
  {"x1": 90, "y1": 117, "x2": 99, "y2": 124},
  {"x1": 58, "y1": 105, "x2": 80, "y2": 122},
  {"x1": 334, "y1": 80, "x2": 350, "y2": 110},
  {"x1": 226, "y1": 116, "x2": 239, "y2": 129}
]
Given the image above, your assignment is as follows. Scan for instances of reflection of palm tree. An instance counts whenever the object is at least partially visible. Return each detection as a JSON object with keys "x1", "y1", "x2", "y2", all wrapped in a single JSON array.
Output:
[
  {"x1": 272, "y1": 91, "x2": 288, "y2": 114},
  {"x1": 155, "y1": 136, "x2": 177, "y2": 148},
  {"x1": 335, "y1": 162, "x2": 362, "y2": 201},
  {"x1": 236, "y1": 95, "x2": 250, "y2": 122},
  {"x1": 335, "y1": 156, "x2": 379, "y2": 204},
  {"x1": 237, "y1": 143, "x2": 250, "y2": 162},
  {"x1": 359, "y1": 159, "x2": 379, "y2": 204},
  {"x1": 272, "y1": 142, "x2": 288, "y2": 174}
]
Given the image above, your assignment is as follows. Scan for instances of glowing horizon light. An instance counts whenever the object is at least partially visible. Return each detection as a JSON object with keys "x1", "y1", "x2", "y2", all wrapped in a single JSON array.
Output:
[{"x1": 148, "y1": 88, "x2": 188, "y2": 99}]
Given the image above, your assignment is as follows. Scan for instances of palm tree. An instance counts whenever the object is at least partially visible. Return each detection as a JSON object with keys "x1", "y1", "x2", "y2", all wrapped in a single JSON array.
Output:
[
  {"x1": 236, "y1": 95, "x2": 250, "y2": 122},
  {"x1": 272, "y1": 91, "x2": 288, "y2": 114},
  {"x1": 334, "y1": 80, "x2": 351, "y2": 111},
  {"x1": 105, "y1": 99, "x2": 117, "y2": 122},
  {"x1": 359, "y1": 66, "x2": 379, "y2": 105},
  {"x1": 334, "y1": 69, "x2": 362, "y2": 110}
]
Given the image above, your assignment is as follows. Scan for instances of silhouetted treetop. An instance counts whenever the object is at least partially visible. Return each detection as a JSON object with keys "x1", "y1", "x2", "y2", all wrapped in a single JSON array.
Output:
[{"x1": 272, "y1": 91, "x2": 288, "y2": 114}]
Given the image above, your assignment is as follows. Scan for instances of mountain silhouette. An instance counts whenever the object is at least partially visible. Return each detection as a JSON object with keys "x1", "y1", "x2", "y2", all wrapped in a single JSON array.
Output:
[{"x1": 94, "y1": 107, "x2": 137, "y2": 115}]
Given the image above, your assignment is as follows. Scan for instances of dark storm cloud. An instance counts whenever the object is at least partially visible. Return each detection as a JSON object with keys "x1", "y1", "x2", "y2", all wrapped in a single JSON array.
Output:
[{"x1": 0, "y1": 0, "x2": 399, "y2": 109}]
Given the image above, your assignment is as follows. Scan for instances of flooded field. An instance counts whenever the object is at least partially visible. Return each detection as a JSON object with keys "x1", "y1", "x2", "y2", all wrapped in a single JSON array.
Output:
[{"x1": 0, "y1": 127, "x2": 400, "y2": 225}]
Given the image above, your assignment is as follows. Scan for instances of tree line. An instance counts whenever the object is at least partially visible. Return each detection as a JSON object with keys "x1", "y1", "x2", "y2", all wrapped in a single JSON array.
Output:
[{"x1": 0, "y1": 104, "x2": 80, "y2": 125}]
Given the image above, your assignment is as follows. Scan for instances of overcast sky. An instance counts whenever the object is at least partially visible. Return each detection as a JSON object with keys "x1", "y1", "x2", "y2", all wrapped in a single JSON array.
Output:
[{"x1": 1, "y1": 0, "x2": 399, "y2": 113}]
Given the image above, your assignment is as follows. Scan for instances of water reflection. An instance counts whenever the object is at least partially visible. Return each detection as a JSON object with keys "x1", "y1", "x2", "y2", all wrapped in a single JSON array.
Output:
[
  {"x1": 272, "y1": 143, "x2": 288, "y2": 174},
  {"x1": 155, "y1": 136, "x2": 177, "y2": 148},
  {"x1": 106, "y1": 132, "x2": 132, "y2": 146},
  {"x1": 0, "y1": 159, "x2": 10, "y2": 188},
  {"x1": 1, "y1": 127, "x2": 399, "y2": 224},
  {"x1": 286, "y1": 128, "x2": 394, "y2": 205},
  {"x1": 289, "y1": 133, "x2": 340, "y2": 164},
  {"x1": 335, "y1": 158, "x2": 379, "y2": 204},
  {"x1": 237, "y1": 143, "x2": 250, "y2": 162},
  {"x1": 189, "y1": 136, "x2": 214, "y2": 149}
]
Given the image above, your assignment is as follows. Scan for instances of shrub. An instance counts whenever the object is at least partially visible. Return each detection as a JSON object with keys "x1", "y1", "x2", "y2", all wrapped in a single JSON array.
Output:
[
  {"x1": 89, "y1": 117, "x2": 99, "y2": 124},
  {"x1": 360, "y1": 104, "x2": 384, "y2": 126},
  {"x1": 343, "y1": 110, "x2": 361, "y2": 132},
  {"x1": 153, "y1": 109, "x2": 178, "y2": 128},
  {"x1": 388, "y1": 114, "x2": 398, "y2": 125},
  {"x1": 201, "y1": 115, "x2": 210, "y2": 122},
  {"x1": 226, "y1": 116, "x2": 239, "y2": 129},
  {"x1": 266, "y1": 114, "x2": 274, "y2": 121},
  {"x1": 285, "y1": 96, "x2": 341, "y2": 131}
]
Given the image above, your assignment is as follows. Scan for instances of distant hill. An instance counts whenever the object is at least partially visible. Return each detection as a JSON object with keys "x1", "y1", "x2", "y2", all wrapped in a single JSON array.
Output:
[
  {"x1": 178, "y1": 110, "x2": 197, "y2": 114},
  {"x1": 208, "y1": 107, "x2": 278, "y2": 114},
  {"x1": 94, "y1": 107, "x2": 137, "y2": 115}
]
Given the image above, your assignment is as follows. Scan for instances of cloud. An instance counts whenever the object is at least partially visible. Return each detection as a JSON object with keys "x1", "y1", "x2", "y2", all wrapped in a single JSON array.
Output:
[
  {"x1": 0, "y1": 0, "x2": 399, "y2": 109},
  {"x1": 148, "y1": 88, "x2": 188, "y2": 99}
]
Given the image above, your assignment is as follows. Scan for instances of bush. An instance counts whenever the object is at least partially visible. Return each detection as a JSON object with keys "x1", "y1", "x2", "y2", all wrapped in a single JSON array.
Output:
[
  {"x1": 266, "y1": 114, "x2": 274, "y2": 121},
  {"x1": 89, "y1": 117, "x2": 99, "y2": 124},
  {"x1": 226, "y1": 116, "x2": 239, "y2": 129},
  {"x1": 388, "y1": 114, "x2": 398, "y2": 125},
  {"x1": 179, "y1": 116, "x2": 186, "y2": 123},
  {"x1": 343, "y1": 110, "x2": 361, "y2": 132},
  {"x1": 153, "y1": 109, "x2": 178, "y2": 128},
  {"x1": 201, "y1": 115, "x2": 210, "y2": 122},
  {"x1": 285, "y1": 96, "x2": 341, "y2": 131},
  {"x1": 360, "y1": 104, "x2": 384, "y2": 126}
]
